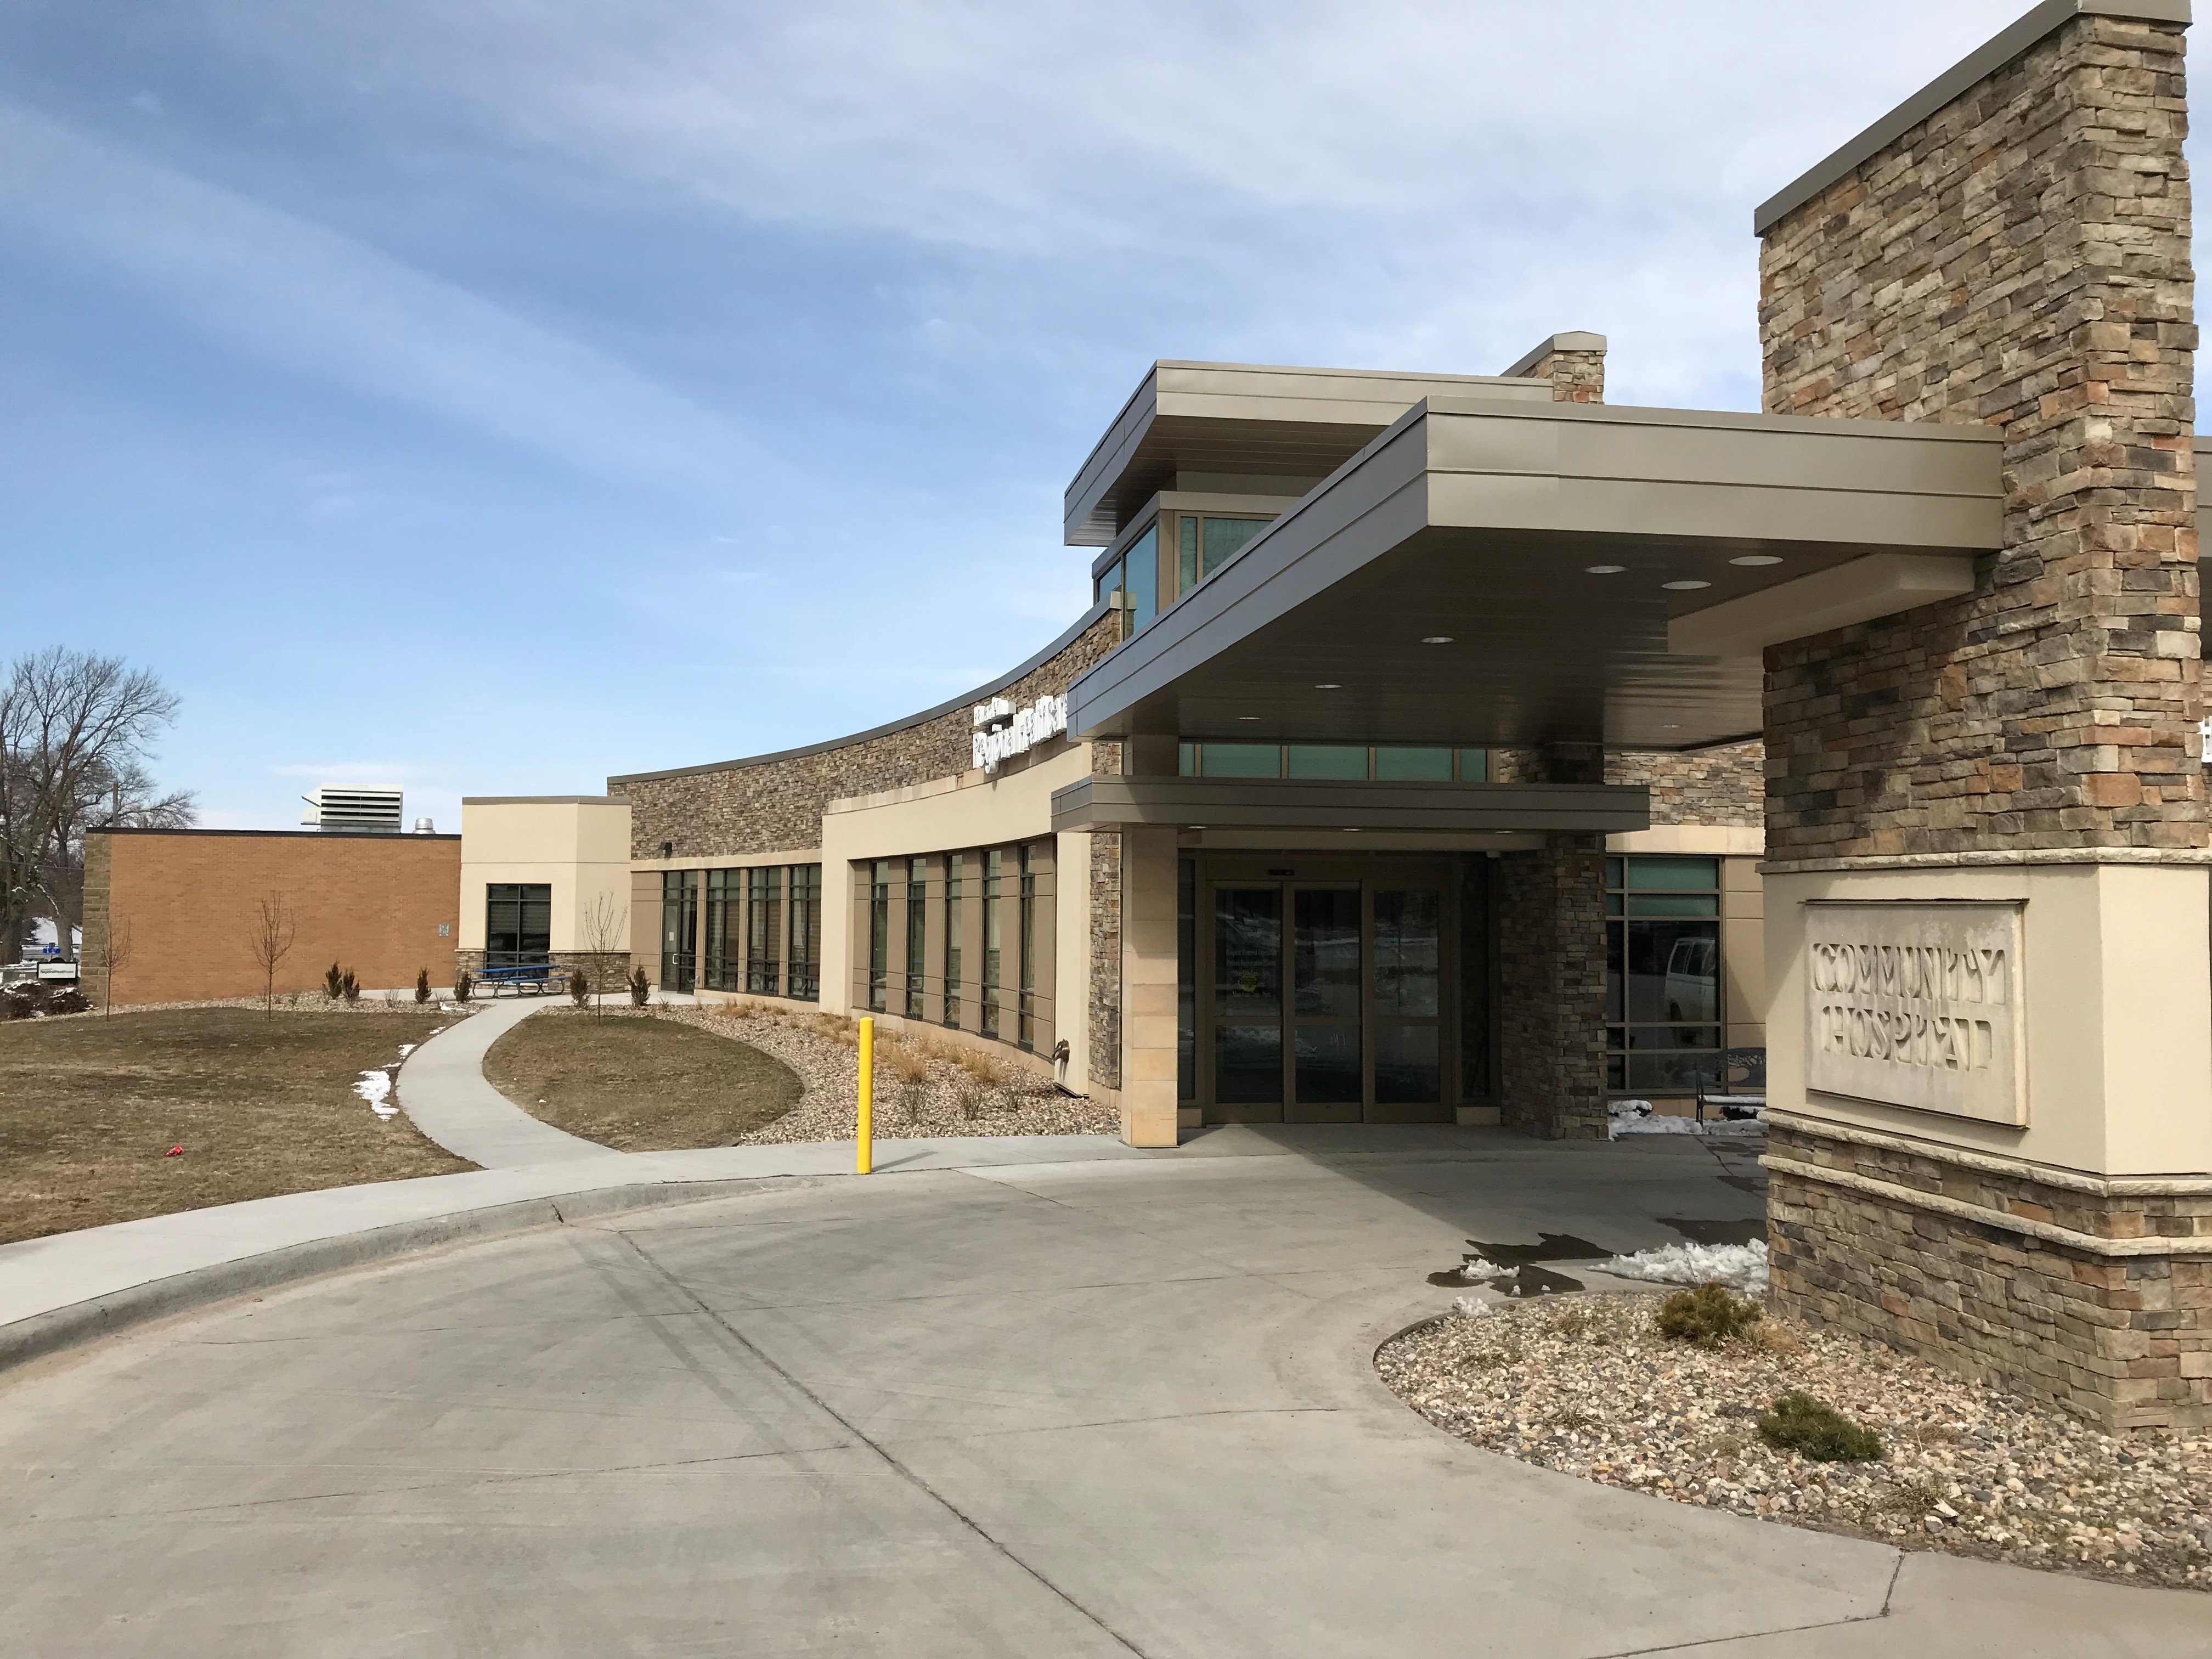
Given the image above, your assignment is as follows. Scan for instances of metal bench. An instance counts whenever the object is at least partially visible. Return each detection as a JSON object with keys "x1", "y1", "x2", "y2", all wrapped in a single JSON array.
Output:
[
  {"x1": 1695, "y1": 1047, "x2": 1767, "y2": 1122},
  {"x1": 476, "y1": 962, "x2": 559, "y2": 997}
]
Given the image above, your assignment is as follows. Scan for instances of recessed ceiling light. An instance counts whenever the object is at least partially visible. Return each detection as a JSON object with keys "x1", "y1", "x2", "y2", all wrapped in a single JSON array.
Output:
[
  {"x1": 1585, "y1": 564, "x2": 1626, "y2": 574},
  {"x1": 1729, "y1": 555, "x2": 1784, "y2": 567},
  {"x1": 1314, "y1": 682, "x2": 1343, "y2": 690},
  {"x1": 1662, "y1": 579, "x2": 1713, "y2": 591},
  {"x1": 1342, "y1": 827, "x2": 1362, "y2": 833},
  {"x1": 1189, "y1": 824, "x2": 1209, "y2": 830},
  {"x1": 1238, "y1": 715, "x2": 1261, "y2": 721},
  {"x1": 1421, "y1": 635, "x2": 1454, "y2": 645}
]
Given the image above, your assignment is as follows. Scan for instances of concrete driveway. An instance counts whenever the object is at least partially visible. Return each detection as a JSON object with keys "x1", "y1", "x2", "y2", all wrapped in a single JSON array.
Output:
[{"x1": 1, "y1": 1128, "x2": 2202, "y2": 1657}]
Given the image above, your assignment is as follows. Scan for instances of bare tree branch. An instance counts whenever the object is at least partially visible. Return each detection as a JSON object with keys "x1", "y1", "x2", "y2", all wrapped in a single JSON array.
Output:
[{"x1": 247, "y1": 893, "x2": 297, "y2": 1015}]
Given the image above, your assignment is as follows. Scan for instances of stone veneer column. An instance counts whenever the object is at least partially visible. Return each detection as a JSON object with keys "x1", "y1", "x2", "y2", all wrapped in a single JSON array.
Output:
[
  {"x1": 1495, "y1": 741, "x2": 1611, "y2": 1141},
  {"x1": 1502, "y1": 330, "x2": 1605, "y2": 403},
  {"x1": 1757, "y1": 4, "x2": 2211, "y2": 1429}
]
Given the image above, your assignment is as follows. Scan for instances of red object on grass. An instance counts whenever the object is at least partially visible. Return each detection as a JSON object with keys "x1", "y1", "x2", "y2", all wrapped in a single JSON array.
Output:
[{"x1": 165, "y1": 1145, "x2": 184, "y2": 1158}]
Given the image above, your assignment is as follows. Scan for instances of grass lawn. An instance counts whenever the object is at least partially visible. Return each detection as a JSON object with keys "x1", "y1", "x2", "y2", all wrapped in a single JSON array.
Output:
[
  {"x1": 485, "y1": 1011, "x2": 803, "y2": 1151},
  {"x1": 0, "y1": 1008, "x2": 471, "y2": 1245}
]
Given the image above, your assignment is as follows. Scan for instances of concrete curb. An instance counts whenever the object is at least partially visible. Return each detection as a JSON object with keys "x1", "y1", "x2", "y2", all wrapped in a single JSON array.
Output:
[{"x1": 0, "y1": 1175, "x2": 819, "y2": 1378}]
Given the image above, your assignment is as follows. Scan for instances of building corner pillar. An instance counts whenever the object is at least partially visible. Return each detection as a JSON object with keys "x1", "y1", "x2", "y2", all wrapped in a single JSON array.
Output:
[{"x1": 1119, "y1": 825, "x2": 1180, "y2": 1147}]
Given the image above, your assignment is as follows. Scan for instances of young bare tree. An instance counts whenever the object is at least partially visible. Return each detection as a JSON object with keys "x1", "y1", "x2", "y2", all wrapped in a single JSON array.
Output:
[
  {"x1": 99, "y1": 916, "x2": 134, "y2": 1018},
  {"x1": 247, "y1": 893, "x2": 297, "y2": 1014},
  {"x1": 577, "y1": 890, "x2": 627, "y2": 1013},
  {"x1": 0, "y1": 648, "x2": 194, "y2": 963}
]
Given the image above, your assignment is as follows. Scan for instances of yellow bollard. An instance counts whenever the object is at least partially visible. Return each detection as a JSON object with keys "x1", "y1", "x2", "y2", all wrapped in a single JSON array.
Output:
[{"x1": 856, "y1": 1016, "x2": 873, "y2": 1175}]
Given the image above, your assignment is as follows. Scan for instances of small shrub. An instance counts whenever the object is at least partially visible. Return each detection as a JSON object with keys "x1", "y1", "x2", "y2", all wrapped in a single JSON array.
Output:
[
  {"x1": 340, "y1": 968, "x2": 360, "y2": 1002},
  {"x1": 885, "y1": 1041, "x2": 929, "y2": 1085},
  {"x1": 415, "y1": 968, "x2": 431, "y2": 1003},
  {"x1": 454, "y1": 969, "x2": 474, "y2": 1003},
  {"x1": 568, "y1": 968, "x2": 590, "y2": 1007},
  {"x1": 1655, "y1": 1283, "x2": 1764, "y2": 1349},
  {"x1": 41, "y1": 986, "x2": 91, "y2": 1015},
  {"x1": 1757, "y1": 1391, "x2": 1884, "y2": 1463},
  {"x1": 323, "y1": 962, "x2": 344, "y2": 1000},
  {"x1": 629, "y1": 966, "x2": 651, "y2": 1006}
]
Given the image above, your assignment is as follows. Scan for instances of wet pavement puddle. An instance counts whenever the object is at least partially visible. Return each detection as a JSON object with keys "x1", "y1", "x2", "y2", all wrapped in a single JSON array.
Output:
[
  {"x1": 1658, "y1": 1216, "x2": 1764, "y2": 1247},
  {"x1": 1427, "y1": 1233, "x2": 1608, "y2": 1296}
]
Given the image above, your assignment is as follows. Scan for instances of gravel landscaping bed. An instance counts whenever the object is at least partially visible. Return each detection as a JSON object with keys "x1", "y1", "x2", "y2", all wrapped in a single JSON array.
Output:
[
  {"x1": 599, "y1": 1004, "x2": 1120, "y2": 1141},
  {"x1": 1376, "y1": 1293, "x2": 2212, "y2": 1593}
]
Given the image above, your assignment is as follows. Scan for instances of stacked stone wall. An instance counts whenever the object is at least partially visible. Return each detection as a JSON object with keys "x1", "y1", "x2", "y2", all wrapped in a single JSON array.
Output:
[
  {"x1": 1606, "y1": 740, "x2": 1763, "y2": 826},
  {"x1": 454, "y1": 950, "x2": 633, "y2": 997},
  {"x1": 1520, "y1": 343, "x2": 1606, "y2": 404},
  {"x1": 1086, "y1": 738, "x2": 1124, "y2": 1091},
  {"x1": 1759, "y1": 12, "x2": 2201, "y2": 862},
  {"x1": 1496, "y1": 834, "x2": 1609, "y2": 1140},
  {"x1": 1768, "y1": 1118, "x2": 2212, "y2": 1431},
  {"x1": 616, "y1": 613, "x2": 1120, "y2": 860}
]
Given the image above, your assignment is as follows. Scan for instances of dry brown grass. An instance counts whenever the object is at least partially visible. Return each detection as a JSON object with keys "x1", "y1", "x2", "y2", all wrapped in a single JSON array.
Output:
[
  {"x1": 485, "y1": 1011, "x2": 803, "y2": 1152},
  {"x1": 0, "y1": 1007, "x2": 467, "y2": 1244}
]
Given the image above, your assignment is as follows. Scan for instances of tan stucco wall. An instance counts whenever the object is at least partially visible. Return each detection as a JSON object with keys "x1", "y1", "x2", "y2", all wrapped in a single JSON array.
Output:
[
  {"x1": 1767, "y1": 860, "x2": 2212, "y2": 1178},
  {"x1": 458, "y1": 798, "x2": 633, "y2": 954}
]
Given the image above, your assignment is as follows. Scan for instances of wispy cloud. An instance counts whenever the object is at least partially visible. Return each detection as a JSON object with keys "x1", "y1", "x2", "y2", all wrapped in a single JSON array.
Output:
[{"x1": 0, "y1": 101, "x2": 766, "y2": 488}]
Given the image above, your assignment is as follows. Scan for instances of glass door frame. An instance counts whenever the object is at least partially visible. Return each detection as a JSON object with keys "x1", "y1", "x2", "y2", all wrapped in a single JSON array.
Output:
[{"x1": 1190, "y1": 853, "x2": 1477, "y2": 1125}]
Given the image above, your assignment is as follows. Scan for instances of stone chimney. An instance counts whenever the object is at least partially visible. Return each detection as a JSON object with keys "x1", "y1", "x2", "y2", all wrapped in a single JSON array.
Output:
[
  {"x1": 1756, "y1": 0, "x2": 2199, "y2": 860},
  {"x1": 1502, "y1": 331, "x2": 1606, "y2": 403}
]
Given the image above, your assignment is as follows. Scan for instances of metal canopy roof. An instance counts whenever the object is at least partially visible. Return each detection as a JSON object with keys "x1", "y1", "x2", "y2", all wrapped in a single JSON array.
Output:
[
  {"x1": 1066, "y1": 396, "x2": 2002, "y2": 754},
  {"x1": 1064, "y1": 361, "x2": 1555, "y2": 546}
]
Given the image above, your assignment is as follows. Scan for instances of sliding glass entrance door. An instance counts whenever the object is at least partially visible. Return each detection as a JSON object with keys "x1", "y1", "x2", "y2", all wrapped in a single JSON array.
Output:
[
  {"x1": 1197, "y1": 860, "x2": 1465, "y2": 1124},
  {"x1": 1290, "y1": 886, "x2": 1362, "y2": 1121}
]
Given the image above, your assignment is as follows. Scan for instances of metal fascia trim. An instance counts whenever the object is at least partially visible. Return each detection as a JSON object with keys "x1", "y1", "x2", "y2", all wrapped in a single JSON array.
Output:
[{"x1": 1752, "y1": 0, "x2": 2192, "y2": 236}]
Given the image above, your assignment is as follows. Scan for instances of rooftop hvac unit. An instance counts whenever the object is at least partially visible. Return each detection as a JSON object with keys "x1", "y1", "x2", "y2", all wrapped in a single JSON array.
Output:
[{"x1": 300, "y1": 786, "x2": 404, "y2": 833}]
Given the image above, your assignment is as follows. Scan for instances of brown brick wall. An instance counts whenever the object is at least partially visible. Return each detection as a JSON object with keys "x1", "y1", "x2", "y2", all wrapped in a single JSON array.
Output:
[
  {"x1": 616, "y1": 613, "x2": 1120, "y2": 860},
  {"x1": 1607, "y1": 740, "x2": 1763, "y2": 827},
  {"x1": 83, "y1": 830, "x2": 461, "y2": 1004},
  {"x1": 1768, "y1": 1118, "x2": 2212, "y2": 1432},
  {"x1": 1759, "y1": 11, "x2": 2202, "y2": 861}
]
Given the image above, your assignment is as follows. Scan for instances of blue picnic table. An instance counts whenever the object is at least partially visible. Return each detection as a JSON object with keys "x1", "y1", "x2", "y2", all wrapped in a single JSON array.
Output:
[{"x1": 476, "y1": 962, "x2": 560, "y2": 997}]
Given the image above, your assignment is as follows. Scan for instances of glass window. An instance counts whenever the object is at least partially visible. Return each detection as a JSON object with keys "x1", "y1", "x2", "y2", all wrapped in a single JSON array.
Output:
[
  {"x1": 1093, "y1": 557, "x2": 1124, "y2": 608},
  {"x1": 1285, "y1": 744, "x2": 1368, "y2": 780},
  {"x1": 1457, "y1": 748, "x2": 1489, "y2": 782},
  {"x1": 485, "y1": 883, "x2": 551, "y2": 969},
  {"x1": 1018, "y1": 844, "x2": 1037, "y2": 1050},
  {"x1": 789, "y1": 865, "x2": 821, "y2": 1001},
  {"x1": 1375, "y1": 747, "x2": 1453, "y2": 781},
  {"x1": 1197, "y1": 743, "x2": 1281, "y2": 778},
  {"x1": 705, "y1": 869, "x2": 741, "y2": 992},
  {"x1": 983, "y1": 850, "x2": 1003, "y2": 1038},
  {"x1": 867, "y1": 860, "x2": 890, "y2": 1013},
  {"x1": 1606, "y1": 856, "x2": 1722, "y2": 1093},
  {"x1": 747, "y1": 866, "x2": 782, "y2": 995},
  {"x1": 906, "y1": 857, "x2": 928, "y2": 1019},
  {"x1": 1201, "y1": 516, "x2": 1268, "y2": 578},
  {"x1": 1178, "y1": 516, "x2": 1199, "y2": 594},
  {"x1": 1123, "y1": 525, "x2": 1158, "y2": 631},
  {"x1": 1178, "y1": 741, "x2": 1197, "y2": 776},
  {"x1": 1177, "y1": 856, "x2": 1195, "y2": 1102},
  {"x1": 943, "y1": 853, "x2": 964, "y2": 1026}
]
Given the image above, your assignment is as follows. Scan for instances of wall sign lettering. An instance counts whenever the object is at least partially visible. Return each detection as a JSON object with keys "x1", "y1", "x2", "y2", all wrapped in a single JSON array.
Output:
[{"x1": 1803, "y1": 900, "x2": 2026, "y2": 1125}]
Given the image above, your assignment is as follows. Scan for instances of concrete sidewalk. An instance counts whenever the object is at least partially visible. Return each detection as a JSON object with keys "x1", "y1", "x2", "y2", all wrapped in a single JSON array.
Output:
[
  {"x1": 3, "y1": 1135, "x2": 2202, "y2": 1658},
  {"x1": 395, "y1": 994, "x2": 618, "y2": 1167}
]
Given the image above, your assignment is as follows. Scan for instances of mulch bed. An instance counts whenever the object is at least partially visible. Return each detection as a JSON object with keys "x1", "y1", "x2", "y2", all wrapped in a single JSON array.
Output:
[{"x1": 1376, "y1": 1293, "x2": 2212, "y2": 1593}]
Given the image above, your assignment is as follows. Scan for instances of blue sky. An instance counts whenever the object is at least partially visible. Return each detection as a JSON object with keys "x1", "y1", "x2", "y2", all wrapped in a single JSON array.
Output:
[{"x1": 0, "y1": 0, "x2": 2107, "y2": 830}]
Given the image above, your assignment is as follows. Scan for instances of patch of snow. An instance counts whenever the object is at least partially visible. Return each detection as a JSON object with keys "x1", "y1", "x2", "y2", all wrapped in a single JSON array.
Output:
[
  {"x1": 1452, "y1": 1295, "x2": 1493, "y2": 1318},
  {"x1": 397, "y1": 1044, "x2": 415, "y2": 1058},
  {"x1": 352, "y1": 1068, "x2": 398, "y2": 1119},
  {"x1": 1600, "y1": 1239, "x2": 1768, "y2": 1293},
  {"x1": 1458, "y1": 1257, "x2": 1511, "y2": 1283},
  {"x1": 1609, "y1": 1099, "x2": 1764, "y2": 1140}
]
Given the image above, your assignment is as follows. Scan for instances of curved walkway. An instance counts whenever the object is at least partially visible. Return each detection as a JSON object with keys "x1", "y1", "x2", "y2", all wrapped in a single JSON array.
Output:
[
  {"x1": 397, "y1": 995, "x2": 618, "y2": 1167},
  {"x1": 1, "y1": 1133, "x2": 2201, "y2": 1657}
]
